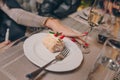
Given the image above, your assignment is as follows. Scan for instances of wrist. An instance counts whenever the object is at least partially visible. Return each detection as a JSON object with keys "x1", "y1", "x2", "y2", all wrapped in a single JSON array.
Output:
[{"x1": 44, "y1": 17, "x2": 59, "y2": 29}]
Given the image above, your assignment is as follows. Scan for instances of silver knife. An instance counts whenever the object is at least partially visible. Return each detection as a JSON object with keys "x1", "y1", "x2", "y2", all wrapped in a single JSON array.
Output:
[{"x1": 77, "y1": 15, "x2": 88, "y2": 21}]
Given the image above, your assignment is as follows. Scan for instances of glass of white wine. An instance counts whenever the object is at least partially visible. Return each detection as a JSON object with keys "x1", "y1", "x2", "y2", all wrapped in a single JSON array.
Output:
[{"x1": 88, "y1": 0, "x2": 105, "y2": 28}]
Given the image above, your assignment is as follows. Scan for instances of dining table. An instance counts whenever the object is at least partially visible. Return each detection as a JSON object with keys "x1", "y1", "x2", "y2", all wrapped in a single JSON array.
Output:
[{"x1": 0, "y1": 8, "x2": 105, "y2": 80}]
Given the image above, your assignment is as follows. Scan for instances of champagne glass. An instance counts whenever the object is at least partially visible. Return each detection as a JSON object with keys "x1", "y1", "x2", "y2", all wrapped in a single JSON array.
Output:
[
  {"x1": 78, "y1": 0, "x2": 106, "y2": 54},
  {"x1": 87, "y1": 37, "x2": 120, "y2": 80},
  {"x1": 79, "y1": 0, "x2": 106, "y2": 54},
  {"x1": 97, "y1": 0, "x2": 120, "y2": 44},
  {"x1": 88, "y1": 0, "x2": 105, "y2": 32}
]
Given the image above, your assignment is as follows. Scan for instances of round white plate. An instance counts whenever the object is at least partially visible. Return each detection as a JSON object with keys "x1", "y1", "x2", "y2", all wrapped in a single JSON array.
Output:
[{"x1": 23, "y1": 33, "x2": 83, "y2": 72}]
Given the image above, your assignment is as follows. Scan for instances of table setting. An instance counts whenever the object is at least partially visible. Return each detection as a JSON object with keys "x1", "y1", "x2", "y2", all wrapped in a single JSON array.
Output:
[
  {"x1": 0, "y1": 21, "x2": 103, "y2": 80},
  {"x1": 23, "y1": 32, "x2": 84, "y2": 79},
  {"x1": 0, "y1": 0, "x2": 120, "y2": 80}
]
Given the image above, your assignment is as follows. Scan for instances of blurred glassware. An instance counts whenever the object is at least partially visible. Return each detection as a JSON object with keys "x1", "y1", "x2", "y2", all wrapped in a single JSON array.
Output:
[
  {"x1": 97, "y1": 18, "x2": 120, "y2": 45},
  {"x1": 87, "y1": 37, "x2": 120, "y2": 80},
  {"x1": 88, "y1": 10, "x2": 104, "y2": 27},
  {"x1": 88, "y1": 0, "x2": 105, "y2": 28},
  {"x1": 112, "y1": 0, "x2": 120, "y2": 17},
  {"x1": 77, "y1": 0, "x2": 106, "y2": 54},
  {"x1": 97, "y1": 29, "x2": 112, "y2": 44}
]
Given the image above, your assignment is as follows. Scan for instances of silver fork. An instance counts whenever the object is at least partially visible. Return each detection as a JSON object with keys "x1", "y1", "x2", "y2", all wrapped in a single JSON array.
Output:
[{"x1": 26, "y1": 47, "x2": 70, "y2": 80}]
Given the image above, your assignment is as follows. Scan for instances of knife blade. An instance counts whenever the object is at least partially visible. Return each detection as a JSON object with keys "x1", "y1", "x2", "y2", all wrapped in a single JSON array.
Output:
[{"x1": 77, "y1": 15, "x2": 88, "y2": 21}]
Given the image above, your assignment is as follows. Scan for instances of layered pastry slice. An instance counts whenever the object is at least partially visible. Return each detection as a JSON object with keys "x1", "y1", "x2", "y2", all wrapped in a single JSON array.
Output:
[{"x1": 42, "y1": 33, "x2": 65, "y2": 53}]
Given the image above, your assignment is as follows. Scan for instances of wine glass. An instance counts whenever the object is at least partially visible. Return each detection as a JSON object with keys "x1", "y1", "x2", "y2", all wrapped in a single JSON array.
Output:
[
  {"x1": 88, "y1": 0, "x2": 106, "y2": 32},
  {"x1": 78, "y1": 0, "x2": 107, "y2": 54},
  {"x1": 87, "y1": 37, "x2": 120, "y2": 80},
  {"x1": 79, "y1": 0, "x2": 106, "y2": 53},
  {"x1": 96, "y1": 0, "x2": 120, "y2": 44}
]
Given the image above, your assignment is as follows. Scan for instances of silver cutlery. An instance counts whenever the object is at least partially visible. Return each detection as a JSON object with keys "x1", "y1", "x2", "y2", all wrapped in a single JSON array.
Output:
[
  {"x1": 76, "y1": 15, "x2": 88, "y2": 21},
  {"x1": 8, "y1": 29, "x2": 43, "y2": 47},
  {"x1": 83, "y1": 11, "x2": 88, "y2": 17},
  {"x1": 113, "y1": 71, "x2": 120, "y2": 80},
  {"x1": 26, "y1": 47, "x2": 70, "y2": 80}
]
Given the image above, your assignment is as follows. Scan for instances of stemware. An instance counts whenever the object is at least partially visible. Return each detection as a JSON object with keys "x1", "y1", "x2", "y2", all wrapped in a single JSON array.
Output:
[
  {"x1": 87, "y1": 37, "x2": 120, "y2": 80},
  {"x1": 87, "y1": 0, "x2": 106, "y2": 32},
  {"x1": 79, "y1": 0, "x2": 107, "y2": 54},
  {"x1": 87, "y1": 0, "x2": 120, "y2": 33},
  {"x1": 75, "y1": 0, "x2": 105, "y2": 54},
  {"x1": 97, "y1": 0, "x2": 120, "y2": 44}
]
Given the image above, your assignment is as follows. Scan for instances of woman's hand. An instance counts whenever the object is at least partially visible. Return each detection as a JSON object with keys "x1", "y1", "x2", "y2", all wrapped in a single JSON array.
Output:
[
  {"x1": 45, "y1": 18, "x2": 89, "y2": 46},
  {"x1": 0, "y1": 41, "x2": 11, "y2": 49},
  {"x1": 45, "y1": 18, "x2": 82, "y2": 37}
]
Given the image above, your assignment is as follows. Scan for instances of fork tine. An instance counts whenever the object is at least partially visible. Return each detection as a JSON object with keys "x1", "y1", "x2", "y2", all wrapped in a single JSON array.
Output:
[
  {"x1": 26, "y1": 47, "x2": 69, "y2": 80},
  {"x1": 64, "y1": 49, "x2": 70, "y2": 57},
  {"x1": 61, "y1": 47, "x2": 67, "y2": 53},
  {"x1": 61, "y1": 47, "x2": 70, "y2": 57}
]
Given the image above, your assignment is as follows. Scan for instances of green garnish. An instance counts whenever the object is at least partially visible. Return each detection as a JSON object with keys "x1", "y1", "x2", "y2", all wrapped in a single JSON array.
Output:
[{"x1": 49, "y1": 31, "x2": 55, "y2": 34}]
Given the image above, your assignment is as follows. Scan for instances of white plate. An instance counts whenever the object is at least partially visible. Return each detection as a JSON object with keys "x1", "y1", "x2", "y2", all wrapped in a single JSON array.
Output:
[{"x1": 23, "y1": 33, "x2": 83, "y2": 72}]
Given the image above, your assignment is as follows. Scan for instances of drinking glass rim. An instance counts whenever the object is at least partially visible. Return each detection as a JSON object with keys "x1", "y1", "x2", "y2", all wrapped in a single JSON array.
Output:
[{"x1": 105, "y1": 37, "x2": 120, "y2": 50}]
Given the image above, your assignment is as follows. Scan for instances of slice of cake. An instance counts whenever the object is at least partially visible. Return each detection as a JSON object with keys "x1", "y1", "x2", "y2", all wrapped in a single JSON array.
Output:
[{"x1": 42, "y1": 33, "x2": 65, "y2": 53}]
